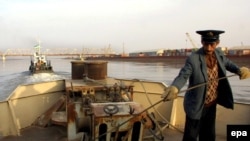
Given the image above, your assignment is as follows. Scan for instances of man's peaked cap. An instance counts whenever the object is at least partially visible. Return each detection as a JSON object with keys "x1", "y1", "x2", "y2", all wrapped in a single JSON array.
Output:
[{"x1": 196, "y1": 30, "x2": 225, "y2": 43}]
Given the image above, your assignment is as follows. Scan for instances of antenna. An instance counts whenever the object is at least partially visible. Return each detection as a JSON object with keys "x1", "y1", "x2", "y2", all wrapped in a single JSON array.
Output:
[{"x1": 35, "y1": 37, "x2": 41, "y2": 55}]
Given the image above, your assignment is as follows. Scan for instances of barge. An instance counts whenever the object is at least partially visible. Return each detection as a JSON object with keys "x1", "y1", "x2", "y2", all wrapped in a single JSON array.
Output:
[{"x1": 85, "y1": 54, "x2": 250, "y2": 68}]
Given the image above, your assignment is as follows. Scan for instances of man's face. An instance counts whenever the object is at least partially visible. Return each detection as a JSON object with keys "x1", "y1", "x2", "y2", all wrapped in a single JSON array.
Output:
[{"x1": 202, "y1": 41, "x2": 219, "y2": 55}]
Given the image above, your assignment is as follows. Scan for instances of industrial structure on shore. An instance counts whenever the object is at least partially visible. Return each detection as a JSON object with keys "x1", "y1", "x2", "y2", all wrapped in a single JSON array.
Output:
[{"x1": 128, "y1": 46, "x2": 250, "y2": 57}]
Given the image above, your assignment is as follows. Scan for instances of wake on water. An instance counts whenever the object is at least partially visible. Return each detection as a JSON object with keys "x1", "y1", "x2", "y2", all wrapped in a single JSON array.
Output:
[{"x1": 0, "y1": 71, "x2": 71, "y2": 101}]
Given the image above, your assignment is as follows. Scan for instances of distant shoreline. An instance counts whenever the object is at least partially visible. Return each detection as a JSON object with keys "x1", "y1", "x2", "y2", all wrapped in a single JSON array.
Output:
[{"x1": 85, "y1": 55, "x2": 250, "y2": 67}]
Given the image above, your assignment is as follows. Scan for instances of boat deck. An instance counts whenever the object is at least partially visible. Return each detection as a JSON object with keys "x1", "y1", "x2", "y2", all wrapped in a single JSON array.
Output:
[
  {"x1": 0, "y1": 125, "x2": 226, "y2": 141},
  {"x1": 0, "y1": 125, "x2": 67, "y2": 141}
]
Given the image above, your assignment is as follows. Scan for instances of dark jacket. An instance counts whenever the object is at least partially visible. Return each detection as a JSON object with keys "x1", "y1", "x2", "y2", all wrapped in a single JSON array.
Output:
[{"x1": 172, "y1": 47, "x2": 240, "y2": 119}]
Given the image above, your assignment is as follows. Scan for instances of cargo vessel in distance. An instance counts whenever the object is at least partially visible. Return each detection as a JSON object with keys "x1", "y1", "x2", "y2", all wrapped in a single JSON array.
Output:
[
  {"x1": 85, "y1": 55, "x2": 250, "y2": 68},
  {"x1": 85, "y1": 47, "x2": 250, "y2": 67}
]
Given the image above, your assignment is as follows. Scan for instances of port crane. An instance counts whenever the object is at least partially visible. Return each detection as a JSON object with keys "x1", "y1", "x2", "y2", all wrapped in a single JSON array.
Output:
[{"x1": 186, "y1": 32, "x2": 198, "y2": 49}]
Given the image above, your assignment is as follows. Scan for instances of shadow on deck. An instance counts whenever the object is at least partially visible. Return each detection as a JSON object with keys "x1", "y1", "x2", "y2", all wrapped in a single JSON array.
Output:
[{"x1": 0, "y1": 125, "x2": 226, "y2": 141}]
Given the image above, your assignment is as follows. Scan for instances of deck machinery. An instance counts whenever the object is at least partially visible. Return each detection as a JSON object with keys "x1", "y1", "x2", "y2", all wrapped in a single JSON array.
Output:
[{"x1": 60, "y1": 61, "x2": 155, "y2": 141}]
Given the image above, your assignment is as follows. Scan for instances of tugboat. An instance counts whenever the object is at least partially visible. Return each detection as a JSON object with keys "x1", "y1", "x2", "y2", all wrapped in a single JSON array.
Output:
[{"x1": 29, "y1": 42, "x2": 53, "y2": 74}]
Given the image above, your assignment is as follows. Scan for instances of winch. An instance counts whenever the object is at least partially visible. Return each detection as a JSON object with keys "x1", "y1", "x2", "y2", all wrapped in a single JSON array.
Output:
[{"x1": 64, "y1": 61, "x2": 155, "y2": 141}]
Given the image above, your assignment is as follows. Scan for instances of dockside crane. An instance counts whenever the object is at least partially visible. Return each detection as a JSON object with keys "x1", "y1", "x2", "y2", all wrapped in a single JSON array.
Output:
[{"x1": 186, "y1": 32, "x2": 198, "y2": 49}]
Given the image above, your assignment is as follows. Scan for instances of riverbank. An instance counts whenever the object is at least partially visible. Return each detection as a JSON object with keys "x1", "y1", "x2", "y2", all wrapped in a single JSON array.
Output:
[{"x1": 85, "y1": 55, "x2": 250, "y2": 67}]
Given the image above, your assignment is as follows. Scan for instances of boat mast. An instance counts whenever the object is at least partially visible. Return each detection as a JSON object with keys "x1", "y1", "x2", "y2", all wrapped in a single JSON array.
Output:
[
  {"x1": 38, "y1": 40, "x2": 41, "y2": 55},
  {"x1": 34, "y1": 38, "x2": 41, "y2": 55}
]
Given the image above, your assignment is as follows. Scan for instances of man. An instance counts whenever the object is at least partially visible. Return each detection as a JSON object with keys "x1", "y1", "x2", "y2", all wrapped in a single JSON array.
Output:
[{"x1": 161, "y1": 30, "x2": 250, "y2": 141}]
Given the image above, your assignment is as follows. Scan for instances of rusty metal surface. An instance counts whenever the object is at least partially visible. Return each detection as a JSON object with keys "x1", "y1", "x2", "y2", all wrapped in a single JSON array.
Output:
[
  {"x1": 84, "y1": 61, "x2": 107, "y2": 80},
  {"x1": 64, "y1": 79, "x2": 150, "y2": 140},
  {"x1": 90, "y1": 102, "x2": 155, "y2": 141},
  {"x1": 71, "y1": 61, "x2": 86, "y2": 79},
  {"x1": 91, "y1": 102, "x2": 144, "y2": 117},
  {"x1": 71, "y1": 61, "x2": 107, "y2": 80}
]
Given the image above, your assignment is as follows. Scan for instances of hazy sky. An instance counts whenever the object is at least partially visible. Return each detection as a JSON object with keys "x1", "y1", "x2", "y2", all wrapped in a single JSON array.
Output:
[{"x1": 0, "y1": 0, "x2": 249, "y2": 53}]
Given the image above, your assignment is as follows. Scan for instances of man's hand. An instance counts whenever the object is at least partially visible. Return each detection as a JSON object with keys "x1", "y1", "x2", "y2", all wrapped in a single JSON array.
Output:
[
  {"x1": 161, "y1": 86, "x2": 179, "y2": 101},
  {"x1": 239, "y1": 67, "x2": 250, "y2": 80}
]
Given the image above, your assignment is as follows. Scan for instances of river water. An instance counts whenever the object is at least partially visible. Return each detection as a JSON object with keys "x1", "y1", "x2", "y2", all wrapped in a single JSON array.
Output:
[{"x1": 0, "y1": 56, "x2": 250, "y2": 104}]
